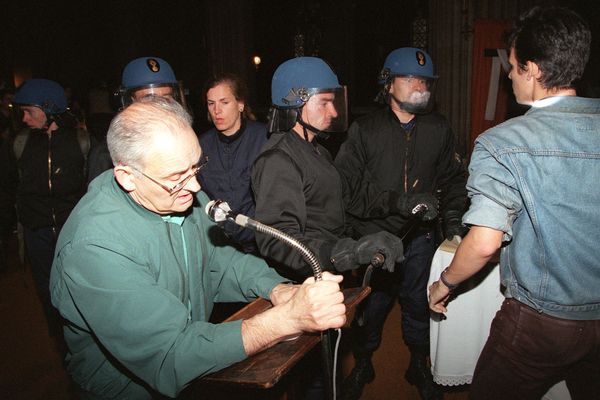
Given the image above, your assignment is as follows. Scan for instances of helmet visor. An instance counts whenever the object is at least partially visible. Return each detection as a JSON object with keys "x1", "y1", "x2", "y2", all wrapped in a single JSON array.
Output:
[
  {"x1": 119, "y1": 82, "x2": 187, "y2": 110},
  {"x1": 303, "y1": 86, "x2": 348, "y2": 133}
]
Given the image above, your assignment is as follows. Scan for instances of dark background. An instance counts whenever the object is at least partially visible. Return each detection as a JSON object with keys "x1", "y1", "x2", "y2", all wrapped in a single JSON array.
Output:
[{"x1": 2, "y1": 0, "x2": 599, "y2": 133}]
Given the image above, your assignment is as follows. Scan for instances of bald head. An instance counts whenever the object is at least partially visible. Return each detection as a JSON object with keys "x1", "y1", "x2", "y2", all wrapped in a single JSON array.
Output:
[{"x1": 107, "y1": 97, "x2": 194, "y2": 170}]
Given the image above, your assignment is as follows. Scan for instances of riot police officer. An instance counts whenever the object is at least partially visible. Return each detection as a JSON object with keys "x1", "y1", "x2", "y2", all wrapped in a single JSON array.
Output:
[
  {"x1": 118, "y1": 56, "x2": 187, "y2": 109},
  {"x1": 252, "y1": 57, "x2": 404, "y2": 282},
  {"x1": 252, "y1": 55, "x2": 405, "y2": 400},
  {"x1": 0, "y1": 79, "x2": 89, "y2": 337},
  {"x1": 335, "y1": 48, "x2": 468, "y2": 400},
  {"x1": 88, "y1": 56, "x2": 187, "y2": 183}
]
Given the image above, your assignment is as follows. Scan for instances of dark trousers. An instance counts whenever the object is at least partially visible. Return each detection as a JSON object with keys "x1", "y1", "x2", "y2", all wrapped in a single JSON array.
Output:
[
  {"x1": 471, "y1": 298, "x2": 600, "y2": 400},
  {"x1": 352, "y1": 231, "x2": 436, "y2": 356},
  {"x1": 23, "y1": 225, "x2": 62, "y2": 336}
]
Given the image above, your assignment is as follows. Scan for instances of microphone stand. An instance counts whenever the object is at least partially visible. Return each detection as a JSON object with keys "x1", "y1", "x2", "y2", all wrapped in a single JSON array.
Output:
[{"x1": 206, "y1": 200, "x2": 335, "y2": 399}]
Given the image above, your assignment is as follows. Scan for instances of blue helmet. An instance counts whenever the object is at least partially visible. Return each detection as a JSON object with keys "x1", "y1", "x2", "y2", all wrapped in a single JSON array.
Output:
[
  {"x1": 271, "y1": 57, "x2": 342, "y2": 108},
  {"x1": 121, "y1": 56, "x2": 177, "y2": 89},
  {"x1": 268, "y1": 57, "x2": 348, "y2": 137},
  {"x1": 14, "y1": 79, "x2": 67, "y2": 115},
  {"x1": 378, "y1": 47, "x2": 437, "y2": 84},
  {"x1": 119, "y1": 56, "x2": 186, "y2": 109}
]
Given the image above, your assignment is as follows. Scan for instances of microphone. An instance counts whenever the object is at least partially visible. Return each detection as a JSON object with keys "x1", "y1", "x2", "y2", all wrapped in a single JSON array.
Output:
[
  {"x1": 205, "y1": 199, "x2": 323, "y2": 281},
  {"x1": 205, "y1": 199, "x2": 232, "y2": 222},
  {"x1": 205, "y1": 199, "x2": 250, "y2": 226},
  {"x1": 205, "y1": 200, "x2": 341, "y2": 399}
]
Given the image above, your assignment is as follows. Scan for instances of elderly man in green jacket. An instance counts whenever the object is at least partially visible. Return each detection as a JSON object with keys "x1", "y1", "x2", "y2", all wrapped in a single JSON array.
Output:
[{"x1": 50, "y1": 97, "x2": 346, "y2": 399}]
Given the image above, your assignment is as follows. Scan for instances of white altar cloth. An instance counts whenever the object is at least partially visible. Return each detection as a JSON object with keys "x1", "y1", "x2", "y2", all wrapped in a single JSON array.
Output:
[{"x1": 428, "y1": 240, "x2": 570, "y2": 399}]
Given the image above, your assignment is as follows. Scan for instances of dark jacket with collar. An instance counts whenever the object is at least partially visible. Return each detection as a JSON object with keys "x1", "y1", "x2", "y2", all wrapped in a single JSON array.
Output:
[
  {"x1": 335, "y1": 107, "x2": 467, "y2": 238},
  {"x1": 199, "y1": 119, "x2": 268, "y2": 253},
  {"x1": 251, "y1": 129, "x2": 346, "y2": 281},
  {"x1": 0, "y1": 126, "x2": 86, "y2": 232}
]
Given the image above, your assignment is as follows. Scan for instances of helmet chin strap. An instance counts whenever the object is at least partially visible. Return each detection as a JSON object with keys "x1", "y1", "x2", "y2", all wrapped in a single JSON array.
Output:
[
  {"x1": 42, "y1": 112, "x2": 54, "y2": 131},
  {"x1": 297, "y1": 115, "x2": 331, "y2": 140}
]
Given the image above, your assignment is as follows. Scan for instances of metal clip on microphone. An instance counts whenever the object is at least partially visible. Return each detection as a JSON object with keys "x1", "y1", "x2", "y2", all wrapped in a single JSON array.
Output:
[{"x1": 399, "y1": 202, "x2": 429, "y2": 240}]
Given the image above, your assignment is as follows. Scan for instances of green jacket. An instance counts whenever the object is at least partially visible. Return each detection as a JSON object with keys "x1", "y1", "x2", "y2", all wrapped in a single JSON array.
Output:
[{"x1": 50, "y1": 171, "x2": 287, "y2": 399}]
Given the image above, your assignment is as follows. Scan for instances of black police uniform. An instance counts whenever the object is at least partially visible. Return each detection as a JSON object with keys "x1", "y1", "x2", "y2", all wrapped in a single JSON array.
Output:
[{"x1": 251, "y1": 129, "x2": 346, "y2": 281}]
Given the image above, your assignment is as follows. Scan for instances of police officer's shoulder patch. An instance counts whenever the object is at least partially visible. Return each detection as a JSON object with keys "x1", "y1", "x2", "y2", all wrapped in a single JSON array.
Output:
[
  {"x1": 416, "y1": 51, "x2": 426, "y2": 66},
  {"x1": 146, "y1": 58, "x2": 160, "y2": 73}
]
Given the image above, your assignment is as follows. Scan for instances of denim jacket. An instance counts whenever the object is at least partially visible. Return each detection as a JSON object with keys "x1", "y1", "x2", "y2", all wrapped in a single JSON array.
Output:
[{"x1": 464, "y1": 96, "x2": 600, "y2": 320}]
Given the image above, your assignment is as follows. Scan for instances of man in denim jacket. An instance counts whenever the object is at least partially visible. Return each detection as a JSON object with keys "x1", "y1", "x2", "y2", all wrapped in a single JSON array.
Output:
[{"x1": 429, "y1": 6, "x2": 600, "y2": 400}]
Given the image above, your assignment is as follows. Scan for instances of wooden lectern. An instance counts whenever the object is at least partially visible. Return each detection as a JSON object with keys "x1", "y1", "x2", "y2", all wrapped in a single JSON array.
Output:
[{"x1": 196, "y1": 286, "x2": 370, "y2": 397}]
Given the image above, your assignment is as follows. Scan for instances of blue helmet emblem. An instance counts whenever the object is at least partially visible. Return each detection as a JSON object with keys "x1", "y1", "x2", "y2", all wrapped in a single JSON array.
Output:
[
  {"x1": 271, "y1": 57, "x2": 341, "y2": 108},
  {"x1": 378, "y1": 47, "x2": 437, "y2": 84},
  {"x1": 119, "y1": 56, "x2": 187, "y2": 109},
  {"x1": 121, "y1": 57, "x2": 178, "y2": 89}
]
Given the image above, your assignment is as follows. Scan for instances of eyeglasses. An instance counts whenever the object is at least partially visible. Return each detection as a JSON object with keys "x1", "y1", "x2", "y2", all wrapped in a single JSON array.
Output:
[{"x1": 134, "y1": 156, "x2": 208, "y2": 195}]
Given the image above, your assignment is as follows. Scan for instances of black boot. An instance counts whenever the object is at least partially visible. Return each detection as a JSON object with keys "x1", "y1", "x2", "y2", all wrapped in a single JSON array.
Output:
[
  {"x1": 405, "y1": 346, "x2": 443, "y2": 400},
  {"x1": 342, "y1": 356, "x2": 375, "y2": 400}
]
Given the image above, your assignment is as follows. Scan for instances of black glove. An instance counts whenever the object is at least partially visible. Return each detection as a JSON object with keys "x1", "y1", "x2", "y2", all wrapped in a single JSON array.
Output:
[
  {"x1": 397, "y1": 193, "x2": 439, "y2": 221},
  {"x1": 330, "y1": 231, "x2": 404, "y2": 273},
  {"x1": 443, "y1": 210, "x2": 468, "y2": 240},
  {"x1": 356, "y1": 231, "x2": 405, "y2": 272}
]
